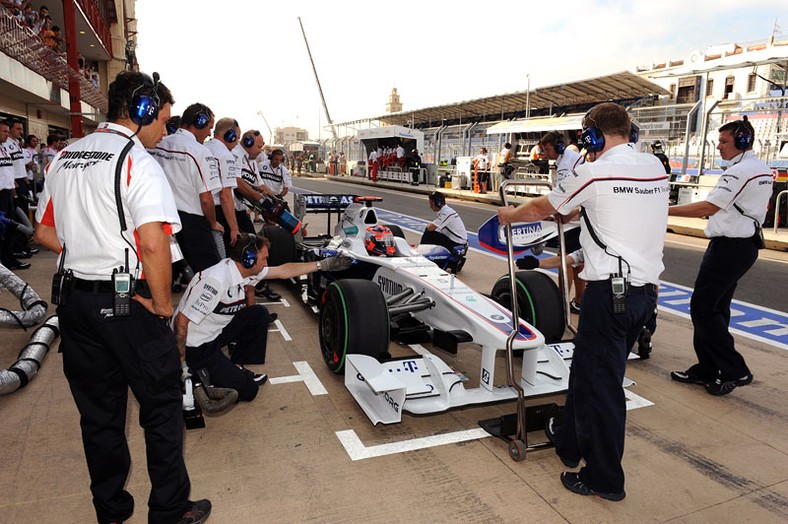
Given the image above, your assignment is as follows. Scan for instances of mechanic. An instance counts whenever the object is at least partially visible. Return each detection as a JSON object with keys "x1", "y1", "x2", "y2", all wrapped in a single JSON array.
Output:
[
  {"x1": 150, "y1": 102, "x2": 224, "y2": 273},
  {"x1": 472, "y1": 147, "x2": 491, "y2": 194},
  {"x1": 231, "y1": 130, "x2": 281, "y2": 301},
  {"x1": 668, "y1": 116, "x2": 771, "y2": 396},
  {"x1": 258, "y1": 148, "x2": 292, "y2": 198},
  {"x1": 498, "y1": 141, "x2": 513, "y2": 180},
  {"x1": 538, "y1": 131, "x2": 586, "y2": 311},
  {"x1": 420, "y1": 191, "x2": 468, "y2": 253},
  {"x1": 33, "y1": 71, "x2": 210, "y2": 524},
  {"x1": 368, "y1": 146, "x2": 379, "y2": 181},
  {"x1": 204, "y1": 117, "x2": 242, "y2": 253},
  {"x1": 651, "y1": 140, "x2": 672, "y2": 175},
  {"x1": 498, "y1": 102, "x2": 669, "y2": 502},
  {"x1": 174, "y1": 233, "x2": 352, "y2": 401}
]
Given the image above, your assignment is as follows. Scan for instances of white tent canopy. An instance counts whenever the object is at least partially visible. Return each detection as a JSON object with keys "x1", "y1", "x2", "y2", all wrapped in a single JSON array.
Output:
[{"x1": 486, "y1": 114, "x2": 585, "y2": 135}]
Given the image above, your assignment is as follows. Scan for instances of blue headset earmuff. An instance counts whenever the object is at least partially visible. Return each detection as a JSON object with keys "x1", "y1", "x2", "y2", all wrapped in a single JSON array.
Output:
[
  {"x1": 224, "y1": 128, "x2": 238, "y2": 143},
  {"x1": 429, "y1": 192, "x2": 444, "y2": 207},
  {"x1": 630, "y1": 122, "x2": 640, "y2": 144},
  {"x1": 242, "y1": 131, "x2": 260, "y2": 149},
  {"x1": 129, "y1": 72, "x2": 160, "y2": 126},
  {"x1": 193, "y1": 110, "x2": 210, "y2": 130},
  {"x1": 555, "y1": 134, "x2": 566, "y2": 155},
  {"x1": 240, "y1": 234, "x2": 258, "y2": 269},
  {"x1": 730, "y1": 117, "x2": 754, "y2": 151},
  {"x1": 581, "y1": 112, "x2": 605, "y2": 153}
]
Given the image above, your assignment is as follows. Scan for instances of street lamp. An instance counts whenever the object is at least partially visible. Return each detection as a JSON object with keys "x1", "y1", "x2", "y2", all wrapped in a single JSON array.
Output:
[{"x1": 526, "y1": 74, "x2": 531, "y2": 120}]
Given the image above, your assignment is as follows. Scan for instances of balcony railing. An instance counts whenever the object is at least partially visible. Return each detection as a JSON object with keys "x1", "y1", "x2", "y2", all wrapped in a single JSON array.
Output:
[{"x1": 0, "y1": 9, "x2": 108, "y2": 115}]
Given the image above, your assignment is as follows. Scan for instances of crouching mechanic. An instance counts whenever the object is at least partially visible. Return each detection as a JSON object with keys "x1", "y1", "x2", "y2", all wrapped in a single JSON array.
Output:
[{"x1": 173, "y1": 233, "x2": 352, "y2": 401}]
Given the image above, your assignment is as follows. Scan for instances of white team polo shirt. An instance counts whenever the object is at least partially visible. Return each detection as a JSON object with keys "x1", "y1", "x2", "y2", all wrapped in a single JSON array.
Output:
[
  {"x1": 0, "y1": 142, "x2": 15, "y2": 190},
  {"x1": 547, "y1": 143, "x2": 670, "y2": 286},
  {"x1": 432, "y1": 204, "x2": 468, "y2": 244},
  {"x1": 258, "y1": 162, "x2": 292, "y2": 196},
  {"x1": 232, "y1": 144, "x2": 261, "y2": 211},
  {"x1": 556, "y1": 149, "x2": 583, "y2": 184},
  {"x1": 4, "y1": 138, "x2": 26, "y2": 180},
  {"x1": 35, "y1": 122, "x2": 181, "y2": 280},
  {"x1": 149, "y1": 129, "x2": 221, "y2": 216},
  {"x1": 175, "y1": 258, "x2": 270, "y2": 347},
  {"x1": 204, "y1": 138, "x2": 239, "y2": 206},
  {"x1": 705, "y1": 151, "x2": 773, "y2": 238}
]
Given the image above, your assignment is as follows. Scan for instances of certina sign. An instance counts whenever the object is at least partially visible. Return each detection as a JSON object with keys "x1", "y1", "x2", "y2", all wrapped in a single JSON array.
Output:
[{"x1": 498, "y1": 222, "x2": 544, "y2": 246}]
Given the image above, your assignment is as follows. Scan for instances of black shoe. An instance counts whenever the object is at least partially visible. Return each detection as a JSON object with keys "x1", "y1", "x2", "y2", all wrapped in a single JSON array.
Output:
[
  {"x1": 545, "y1": 417, "x2": 579, "y2": 468},
  {"x1": 3, "y1": 259, "x2": 31, "y2": 270},
  {"x1": 569, "y1": 299, "x2": 581, "y2": 314},
  {"x1": 255, "y1": 284, "x2": 281, "y2": 301},
  {"x1": 636, "y1": 327, "x2": 652, "y2": 360},
  {"x1": 26, "y1": 246, "x2": 39, "y2": 254},
  {"x1": 13, "y1": 250, "x2": 32, "y2": 259},
  {"x1": 705, "y1": 373, "x2": 753, "y2": 396},
  {"x1": 670, "y1": 364, "x2": 714, "y2": 386},
  {"x1": 560, "y1": 471, "x2": 626, "y2": 501},
  {"x1": 240, "y1": 366, "x2": 268, "y2": 386},
  {"x1": 176, "y1": 499, "x2": 211, "y2": 524}
]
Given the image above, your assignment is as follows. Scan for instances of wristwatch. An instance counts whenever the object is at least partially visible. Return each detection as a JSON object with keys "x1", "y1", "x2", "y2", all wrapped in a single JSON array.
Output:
[{"x1": 316, "y1": 260, "x2": 322, "y2": 270}]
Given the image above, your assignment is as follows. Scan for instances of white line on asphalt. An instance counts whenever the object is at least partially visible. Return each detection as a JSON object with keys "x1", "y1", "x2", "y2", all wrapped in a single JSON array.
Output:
[
  {"x1": 335, "y1": 428, "x2": 492, "y2": 461},
  {"x1": 293, "y1": 360, "x2": 328, "y2": 395}
]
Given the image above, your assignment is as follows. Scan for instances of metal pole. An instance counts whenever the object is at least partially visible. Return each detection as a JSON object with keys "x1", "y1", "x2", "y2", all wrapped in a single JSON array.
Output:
[
  {"x1": 63, "y1": 0, "x2": 83, "y2": 137},
  {"x1": 298, "y1": 17, "x2": 337, "y2": 140},
  {"x1": 681, "y1": 100, "x2": 703, "y2": 176},
  {"x1": 526, "y1": 74, "x2": 531, "y2": 120},
  {"x1": 698, "y1": 99, "x2": 720, "y2": 176}
]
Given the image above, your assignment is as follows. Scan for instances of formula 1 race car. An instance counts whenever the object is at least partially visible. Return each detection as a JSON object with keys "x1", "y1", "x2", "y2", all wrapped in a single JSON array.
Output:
[{"x1": 282, "y1": 193, "x2": 573, "y2": 426}]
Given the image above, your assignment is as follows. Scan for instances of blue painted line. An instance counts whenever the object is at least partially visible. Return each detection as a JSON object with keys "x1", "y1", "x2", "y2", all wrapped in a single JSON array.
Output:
[{"x1": 374, "y1": 208, "x2": 788, "y2": 351}]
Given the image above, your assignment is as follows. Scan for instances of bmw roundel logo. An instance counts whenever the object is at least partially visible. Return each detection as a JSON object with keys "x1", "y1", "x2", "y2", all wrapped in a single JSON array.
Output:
[{"x1": 491, "y1": 314, "x2": 505, "y2": 321}]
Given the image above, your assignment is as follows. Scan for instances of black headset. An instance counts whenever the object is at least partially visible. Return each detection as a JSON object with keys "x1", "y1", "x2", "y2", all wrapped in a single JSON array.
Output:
[
  {"x1": 236, "y1": 233, "x2": 258, "y2": 269},
  {"x1": 242, "y1": 130, "x2": 260, "y2": 149},
  {"x1": 729, "y1": 116, "x2": 754, "y2": 151},
  {"x1": 581, "y1": 111, "x2": 640, "y2": 153},
  {"x1": 129, "y1": 72, "x2": 160, "y2": 126},
  {"x1": 268, "y1": 148, "x2": 284, "y2": 161},
  {"x1": 554, "y1": 133, "x2": 566, "y2": 155},
  {"x1": 429, "y1": 191, "x2": 445, "y2": 207},
  {"x1": 223, "y1": 128, "x2": 238, "y2": 143}
]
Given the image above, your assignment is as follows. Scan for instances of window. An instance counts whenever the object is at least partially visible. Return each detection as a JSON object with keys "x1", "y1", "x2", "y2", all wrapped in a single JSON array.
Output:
[
  {"x1": 724, "y1": 76, "x2": 735, "y2": 99},
  {"x1": 706, "y1": 78, "x2": 714, "y2": 97},
  {"x1": 747, "y1": 73, "x2": 757, "y2": 92}
]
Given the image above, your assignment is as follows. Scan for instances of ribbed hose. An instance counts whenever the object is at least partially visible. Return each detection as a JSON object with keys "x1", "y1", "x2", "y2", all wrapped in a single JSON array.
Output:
[
  {"x1": 0, "y1": 316, "x2": 59, "y2": 395},
  {"x1": 0, "y1": 263, "x2": 49, "y2": 328},
  {"x1": 194, "y1": 385, "x2": 238, "y2": 415}
]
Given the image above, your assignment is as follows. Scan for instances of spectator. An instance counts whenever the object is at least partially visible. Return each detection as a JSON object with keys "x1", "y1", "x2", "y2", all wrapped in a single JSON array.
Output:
[
  {"x1": 31, "y1": 5, "x2": 48, "y2": 34},
  {"x1": 472, "y1": 147, "x2": 491, "y2": 194}
]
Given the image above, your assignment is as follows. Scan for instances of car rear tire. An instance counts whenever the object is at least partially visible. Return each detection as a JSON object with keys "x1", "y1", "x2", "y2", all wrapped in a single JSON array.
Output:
[
  {"x1": 491, "y1": 271, "x2": 566, "y2": 343},
  {"x1": 320, "y1": 279, "x2": 390, "y2": 374},
  {"x1": 262, "y1": 224, "x2": 296, "y2": 266}
]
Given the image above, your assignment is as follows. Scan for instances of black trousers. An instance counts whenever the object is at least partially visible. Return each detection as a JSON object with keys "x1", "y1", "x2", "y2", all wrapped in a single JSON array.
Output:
[
  {"x1": 175, "y1": 211, "x2": 220, "y2": 273},
  {"x1": 235, "y1": 209, "x2": 255, "y2": 234},
  {"x1": 186, "y1": 305, "x2": 274, "y2": 402},
  {"x1": 556, "y1": 280, "x2": 656, "y2": 494},
  {"x1": 689, "y1": 236, "x2": 758, "y2": 380},
  {"x1": 57, "y1": 284, "x2": 190, "y2": 524},
  {"x1": 420, "y1": 229, "x2": 464, "y2": 252}
]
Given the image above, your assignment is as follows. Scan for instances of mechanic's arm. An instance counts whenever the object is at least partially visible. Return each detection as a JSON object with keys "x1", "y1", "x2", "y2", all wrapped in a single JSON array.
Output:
[
  {"x1": 173, "y1": 312, "x2": 190, "y2": 363},
  {"x1": 219, "y1": 187, "x2": 240, "y2": 245},
  {"x1": 668, "y1": 200, "x2": 720, "y2": 218},
  {"x1": 498, "y1": 195, "x2": 558, "y2": 225},
  {"x1": 199, "y1": 190, "x2": 224, "y2": 233},
  {"x1": 235, "y1": 177, "x2": 275, "y2": 200},
  {"x1": 133, "y1": 221, "x2": 174, "y2": 318},
  {"x1": 33, "y1": 222, "x2": 62, "y2": 253},
  {"x1": 265, "y1": 261, "x2": 321, "y2": 280},
  {"x1": 279, "y1": 186, "x2": 289, "y2": 198}
]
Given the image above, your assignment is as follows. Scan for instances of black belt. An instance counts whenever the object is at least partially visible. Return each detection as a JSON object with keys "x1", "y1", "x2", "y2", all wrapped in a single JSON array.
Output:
[
  {"x1": 72, "y1": 277, "x2": 114, "y2": 293},
  {"x1": 587, "y1": 281, "x2": 658, "y2": 294}
]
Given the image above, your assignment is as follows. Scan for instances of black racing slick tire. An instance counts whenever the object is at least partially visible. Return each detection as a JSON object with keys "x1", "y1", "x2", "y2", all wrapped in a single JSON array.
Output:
[
  {"x1": 383, "y1": 224, "x2": 406, "y2": 239},
  {"x1": 491, "y1": 270, "x2": 565, "y2": 343},
  {"x1": 262, "y1": 224, "x2": 296, "y2": 266},
  {"x1": 319, "y1": 279, "x2": 390, "y2": 374}
]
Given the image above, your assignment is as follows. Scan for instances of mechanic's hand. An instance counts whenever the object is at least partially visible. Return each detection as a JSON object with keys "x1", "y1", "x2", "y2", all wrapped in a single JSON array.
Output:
[
  {"x1": 320, "y1": 254, "x2": 353, "y2": 272},
  {"x1": 180, "y1": 361, "x2": 192, "y2": 382},
  {"x1": 516, "y1": 255, "x2": 540, "y2": 270},
  {"x1": 210, "y1": 221, "x2": 225, "y2": 234}
]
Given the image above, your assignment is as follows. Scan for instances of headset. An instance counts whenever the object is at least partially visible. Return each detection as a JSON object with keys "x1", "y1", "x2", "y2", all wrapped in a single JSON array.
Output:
[
  {"x1": 242, "y1": 130, "x2": 261, "y2": 149},
  {"x1": 729, "y1": 116, "x2": 754, "y2": 150},
  {"x1": 192, "y1": 108, "x2": 211, "y2": 130},
  {"x1": 555, "y1": 133, "x2": 566, "y2": 155},
  {"x1": 223, "y1": 128, "x2": 238, "y2": 143},
  {"x1": 268, "y1": 148, "x2": 284, "y2": 161},
  {"x1": 236, "y1": 233, "x2": 258, "y2": 269},
  {"x1": 580, "y1": 111, "x2": 640, "y2": 153},
  {"x1": 429, "y1": 191, "x2": 445, "y2": 207},
  {"x1": 129, "y1": 72, "x2": 160, "y2": 126}
]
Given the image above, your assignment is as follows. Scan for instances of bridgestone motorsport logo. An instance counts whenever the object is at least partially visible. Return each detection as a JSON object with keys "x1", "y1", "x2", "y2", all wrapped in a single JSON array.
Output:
[{"x1": 58, "y1": 150, "x2": 116, "y2": 170}]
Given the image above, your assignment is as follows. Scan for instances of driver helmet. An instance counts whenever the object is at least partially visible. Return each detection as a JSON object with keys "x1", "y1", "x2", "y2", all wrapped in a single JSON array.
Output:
[{"x1": 364, "y1": 225, "x2": 396, "y2": 257}]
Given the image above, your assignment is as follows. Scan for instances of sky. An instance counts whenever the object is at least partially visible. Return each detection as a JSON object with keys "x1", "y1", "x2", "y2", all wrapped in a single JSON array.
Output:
[{"x1": 135, "y1": 0, "x2": 788, "y2": 142}]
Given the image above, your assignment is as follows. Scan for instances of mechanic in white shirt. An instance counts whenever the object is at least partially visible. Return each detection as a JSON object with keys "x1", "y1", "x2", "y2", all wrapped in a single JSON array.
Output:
[
  {"x1": 0, "y1": 121, "x2": 25, "y2": 269},
  {"x1": 396, "y1": 143, "x2": 406, "y2": 169},
  {"x1": 231, "y1": 130, "x2": 275, "y2": 232},
  {"x1": 472, "y1": 147, "x2": 491, "y2": 193},
  {"x1": 34, "y1": 71, "x2": 210, "y2": 523},
  {"x1": 368, "y1": 147, "x2": 379, "y2": 181},
  {"x1": 149, "y1": 103, "x2": 223, "y2": 272},
  {"x1": 258, "y1": 148, "x2": 292, "y2": 197},
  {"x1": 421, "y1": 191, "x2": 468, "y2": 251},
  {"x1": 499, "y1": 102, "x2": 669, "y2": 502},
  {"x1": 668, "y1": 116, "x2": 772, "y2": 396},
  {"x1": 204, "y1": 117, "x2": 242, "y2": 253},
  {"x1": 174, "y1": 233, "x2": 351, "y2": 401}
]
